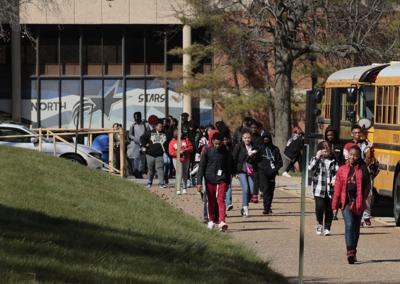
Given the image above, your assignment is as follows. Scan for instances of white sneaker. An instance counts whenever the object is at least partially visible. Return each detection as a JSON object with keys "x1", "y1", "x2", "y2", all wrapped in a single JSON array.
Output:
[
  {"x1": 324, "y1": 229, "x2": 331, "y2": 236},
  {"x1": 182, "y1": 188, "x2": 187, "y2": 194},
  {"x1": 218, "y1": 221, "x2": 228, "y2": 232},
  {"x1": 177, "y1": 190, "x2": 182, "y2": 195},
  {"x1": 241, "y1": 206, "x2": 249, "y2": 218},
  {"x1": 207, "y1": 221, "x2": 214, "y2": 230},
  {"x1": 282, "y1": 172, "x2": 292, "y2": 178},
  {"x1": 316, "y1": 224, "x2": 323, "y2": 235}
]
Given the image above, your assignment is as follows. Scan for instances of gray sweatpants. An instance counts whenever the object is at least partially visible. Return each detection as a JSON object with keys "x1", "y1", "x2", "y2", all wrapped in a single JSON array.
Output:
[
  {"x1": 146, "y1": 155, "x2": 164, "y2": 186},
  {"x1": 173, "y1": 159, "x2": 190, "y2": 189}
]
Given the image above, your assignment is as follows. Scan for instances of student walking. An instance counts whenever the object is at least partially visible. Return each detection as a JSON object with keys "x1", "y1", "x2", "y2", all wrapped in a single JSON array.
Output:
[
  {"x1": 257, "y1": 132, "x2": 283, "y2": 215},
  {"x1": 127, "y1": 112, "x2": 148, "y2": 178},
  {"x1": 197, "y1": 133, "x2": 233, "y2": 231},
  {"x1": 332, "y1": 145, "x2": 370, "y2": 264},
  {"x1": 282, "y1": 127, "x2": 304, "y2": 177},
  {"x1": 222, "y1": 135, "x2": 234, "y2": 211},
  {"x1": 308, "y1": 141, "x2": 338, "y2": 236},
  {"x1": 232, "y1": 131, "x2": 258, "y2": 217},
  {"x1": 140, "y1": 120, "x2": 168, "y2": 188},
  {"x1": 169, "y1": 129, "x2": 193, "y2": 194}
]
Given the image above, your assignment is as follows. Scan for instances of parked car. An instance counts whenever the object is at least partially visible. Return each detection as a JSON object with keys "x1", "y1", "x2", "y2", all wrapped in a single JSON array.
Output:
[{"x1": 0, "y1": 123, "x2": 103, "y2": 169}]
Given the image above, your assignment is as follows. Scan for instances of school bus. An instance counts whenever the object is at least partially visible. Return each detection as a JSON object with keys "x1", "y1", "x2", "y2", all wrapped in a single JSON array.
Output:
[{"x1": 305, "y1": 62, "x2": 400, "y2": 226}]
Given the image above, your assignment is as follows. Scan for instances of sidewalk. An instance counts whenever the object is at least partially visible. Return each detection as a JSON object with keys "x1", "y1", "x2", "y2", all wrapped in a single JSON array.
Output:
[{"x1": 128, "y1": 176, "x2": 400, "y2": 283}]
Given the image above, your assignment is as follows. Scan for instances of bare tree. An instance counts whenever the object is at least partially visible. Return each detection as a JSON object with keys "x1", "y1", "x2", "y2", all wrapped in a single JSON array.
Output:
[{"x1": 179, "y1": 0, "x2": 399, "y2": 150}]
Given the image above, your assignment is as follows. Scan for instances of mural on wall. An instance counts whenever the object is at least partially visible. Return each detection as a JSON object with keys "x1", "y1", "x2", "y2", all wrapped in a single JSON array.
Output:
[{"x1": 21, "y1": 80, "x2": 212, "y2": 128}]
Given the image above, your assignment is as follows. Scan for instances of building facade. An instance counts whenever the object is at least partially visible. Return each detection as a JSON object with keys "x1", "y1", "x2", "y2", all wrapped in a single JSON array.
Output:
[{"x1": 0, "y1": 0, "x2": 212, "y2": 129}]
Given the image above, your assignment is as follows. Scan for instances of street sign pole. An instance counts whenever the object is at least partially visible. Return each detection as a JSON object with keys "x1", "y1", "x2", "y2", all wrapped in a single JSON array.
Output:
[{"x1": 299, "y1": 144, "x2": 309, "y2": 284}]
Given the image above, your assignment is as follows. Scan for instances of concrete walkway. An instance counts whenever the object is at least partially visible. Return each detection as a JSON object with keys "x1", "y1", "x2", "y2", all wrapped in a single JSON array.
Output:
[{"x1": 129, "y1": 176, "x2": 400, "y2": 283}]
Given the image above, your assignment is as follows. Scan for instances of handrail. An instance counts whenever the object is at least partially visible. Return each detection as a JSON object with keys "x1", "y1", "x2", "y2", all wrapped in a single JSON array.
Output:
[{"x1": 1, "y1": 127, "x2": 126, "y2": 177}]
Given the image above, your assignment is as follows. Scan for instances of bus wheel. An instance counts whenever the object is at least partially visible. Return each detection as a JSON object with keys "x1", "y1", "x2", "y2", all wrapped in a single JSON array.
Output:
[{"x1": 394, "y1": 172, "x2": 400, "y2": 226}]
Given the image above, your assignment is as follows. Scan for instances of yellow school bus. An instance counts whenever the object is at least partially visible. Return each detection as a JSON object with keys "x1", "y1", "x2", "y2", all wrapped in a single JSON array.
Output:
[{"x1": 305, "y1": 62, "x2": 400, "y2": 226}]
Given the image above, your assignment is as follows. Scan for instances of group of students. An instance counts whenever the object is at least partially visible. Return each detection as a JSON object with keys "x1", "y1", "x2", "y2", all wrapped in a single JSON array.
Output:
[
  {"x1": 196, "y1": 117, "x2": 283, "y2": 232},
  {"x1": 308, "y1": 125, "x2": 379, "y2": 264}
]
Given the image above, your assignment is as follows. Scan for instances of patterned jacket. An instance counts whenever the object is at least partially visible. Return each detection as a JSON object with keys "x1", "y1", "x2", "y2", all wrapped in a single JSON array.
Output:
[{"x1": 308, "y1": 156, "x2": 338, "y2": 198}]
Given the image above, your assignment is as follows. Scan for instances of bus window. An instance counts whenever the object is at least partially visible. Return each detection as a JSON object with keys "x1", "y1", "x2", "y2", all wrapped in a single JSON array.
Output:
[{"x1": 359, "y1": 86, "x2": 374, "y2": 121}]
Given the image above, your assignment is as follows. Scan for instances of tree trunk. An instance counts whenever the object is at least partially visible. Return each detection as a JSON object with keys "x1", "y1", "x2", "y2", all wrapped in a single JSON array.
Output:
[{"x1": 273, "y1": 54, "x2": 293, "y2": 158}]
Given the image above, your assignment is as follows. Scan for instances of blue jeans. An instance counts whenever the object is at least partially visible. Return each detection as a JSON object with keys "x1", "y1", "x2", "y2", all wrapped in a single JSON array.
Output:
[
  {"x1": 342, "y1": 204, "x2": 362, "y2": 250},
  {"x1": 239, "y1": 173, "x2": 254, "y2": 207},
  {"x1": 225, "y1": 178, "x2": 232, "y2": 208},
  {"x1": 163, "y1": 153, "x2": 171, "y2": 184}
]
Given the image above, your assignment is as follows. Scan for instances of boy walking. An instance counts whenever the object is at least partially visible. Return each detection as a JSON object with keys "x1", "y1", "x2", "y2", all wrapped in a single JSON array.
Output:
[{"x1": 197, "y1": 133, "x2": 233, "y2": 231}]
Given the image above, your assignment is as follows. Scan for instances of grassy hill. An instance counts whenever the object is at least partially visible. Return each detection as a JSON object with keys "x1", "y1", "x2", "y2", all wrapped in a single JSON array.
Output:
[{"x1": 0, "y1": 146, "x2": 287, "y2": 283}]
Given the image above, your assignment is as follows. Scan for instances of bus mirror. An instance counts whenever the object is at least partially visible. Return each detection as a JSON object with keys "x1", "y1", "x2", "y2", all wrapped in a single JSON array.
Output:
[
  {"x1": 347, "y1": 88, "x2": 357, "y2": 103},
  {"x1": 358, "y1": 118, "x2": 372, "y2": 130},
  {"x1": 314, "y1": 89, "x2": 324, "y2": 104}
]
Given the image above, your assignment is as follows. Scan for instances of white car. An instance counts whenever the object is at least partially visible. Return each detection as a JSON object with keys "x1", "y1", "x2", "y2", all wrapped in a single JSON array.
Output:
[{"x1": 0, "y1": 123, "x2": 103, "y2": 169}]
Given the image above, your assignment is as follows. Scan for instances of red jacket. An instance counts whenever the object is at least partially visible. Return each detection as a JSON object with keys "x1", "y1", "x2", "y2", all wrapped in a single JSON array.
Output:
[
  {"x1": 332, "y1": 163, "x2": 367, "y2": 213},
  {"x1": 168, "y1": 138, "x2": 193, "y2": 162}
]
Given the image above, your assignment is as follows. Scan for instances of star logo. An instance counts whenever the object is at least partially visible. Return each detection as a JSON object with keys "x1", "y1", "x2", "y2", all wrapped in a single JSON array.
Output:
[{"x1": 87, "y1": 81, "x2": 122, "y2": 118}]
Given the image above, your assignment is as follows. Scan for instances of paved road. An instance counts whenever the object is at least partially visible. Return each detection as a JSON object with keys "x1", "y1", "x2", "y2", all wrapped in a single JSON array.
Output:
[{"x1": 130, "y1": 176, "x2": 400, "y2": 283}]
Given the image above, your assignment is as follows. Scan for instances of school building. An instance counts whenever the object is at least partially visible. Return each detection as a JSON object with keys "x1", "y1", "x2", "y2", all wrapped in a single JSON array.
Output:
[{"x1": 0, "y1": 0, "x2": 212, "y2": 129}]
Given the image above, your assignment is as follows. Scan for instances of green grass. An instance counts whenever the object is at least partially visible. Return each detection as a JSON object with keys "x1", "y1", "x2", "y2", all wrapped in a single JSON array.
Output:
[{"x1": 0, "y1": 146, "x2": 287, "y2": 284}]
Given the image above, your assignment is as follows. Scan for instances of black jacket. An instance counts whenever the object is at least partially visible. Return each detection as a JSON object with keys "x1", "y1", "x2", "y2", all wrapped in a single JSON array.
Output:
[
  {"x1": 256, "y1": 143, "x2": 283, "y2": 177},
  {"x1": 284, "y1": 134, "x2": 304, "y2": 160},
  {"x1": 232, "y1": 143, "x2": 258, "y2": 174},
  {"x1": 197, "y1": 146, "x2": 233, "y2": 185},
  {"x1": 140, "y1": 130, "x2": 168, "y2": 157}
]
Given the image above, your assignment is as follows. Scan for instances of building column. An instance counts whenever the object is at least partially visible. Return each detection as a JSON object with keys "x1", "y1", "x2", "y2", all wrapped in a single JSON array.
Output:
[
  {"x1": 182, "y1": 24, "x2": 192, "y2": 116},
  {"x1": 11, "y1": 24, "x2": 21, "y2": 122}
]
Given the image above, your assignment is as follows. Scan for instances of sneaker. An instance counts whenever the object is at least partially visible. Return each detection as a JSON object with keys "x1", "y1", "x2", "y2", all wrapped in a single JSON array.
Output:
[
  {"x1": 242, "y1": 206, "x2": 249, "y2": 217},
  {"x1": 363, "y1": 218, "x2": 372, "y2": 227},
  {"x1": 218, "y1": 221, "x2": 228, "y2": 232},
  {"x1": 207, "y1": 221, "x2": 214, "y2": 230},
  {"x1": 177, "y1": 190, "x2": 182, "y2": 195},
  {"x1": 324, "y1": 229, "x2": 331, "y2": 236},
  {"x1": 182, "y1": 188, "x2": 187, "y2": 194},
  {"x1": 315, "y1": 224, "x2": 323, "y2": 235},
  {"x1": 159, "y1": 184, "x2": 167, "y2": 189},
  {"x1": 203, "y1": 217, "x2": 209, "y2": 224},
  {"x1": 227, "y1": 204, "x2": 233, "y2": 211},
  {"x1": 282, "y1": 171, "x2": 292, "y2": 178},
  {"x1": 262, "y1": 210, "x2": 269, "y2": 215},
  {"x1": 251, "y1": 195, "x2": 259, "y2": 203},
  {"x1": 146, "y1": 184, "x2": 152, "y2": 189}
]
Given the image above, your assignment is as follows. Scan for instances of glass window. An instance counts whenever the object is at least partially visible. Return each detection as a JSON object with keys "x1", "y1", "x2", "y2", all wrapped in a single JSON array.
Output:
[
  {"x1": 61, "y1": 80, "x2": 80, "y2": 128},
  {"x1": 146, "y1": 79, "x2": 167, "y2": 118},
  {"x1": 376, "y1": 87, "x2": 383, "y2": 123},
  {"x1": 126, "y1": 30, "x2": 145, "y2": 75},
  {"x1": 103, "y1": 30, "x2": 122, "y2": 75},
  {"x1": 60, "y1": 28, "x2": 79, "y2": 75},
  {"x1": 83, "y1": 30, "x2": 102, "y2": 76},
  {"x1": 147, "y1": 31, "x2": 164, "y2": 76},
  {"x1": 359, "y1": 86, "x2": 374, "y2": 121},
  {"x1": 168, "y1": 80, "x2": 183, "y2": 118},
  {"x1": 83, "y1": 80, "x2": 102, "y2": 128},
  {"x1": 22, "y1": 79, "x2": 38, "y2": 126},
  {"x1": 39, "y1": 29, "x2": 59, "y2": 75},
  {"x1": 21, "y1": 37, "x2": 36, "y2": 77},
  {"x1": 395, "y1": 87, "x2": 399, "y2": 125},
  {"x1": 103, "y1": 79, "x2": 123, "y2": 128},
  {"x1": 126, "y1": 79, "x2": 145, "y2": 128},
  {"x1": 40, "y1": 80, "x2": 60, "y2": 128}
]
